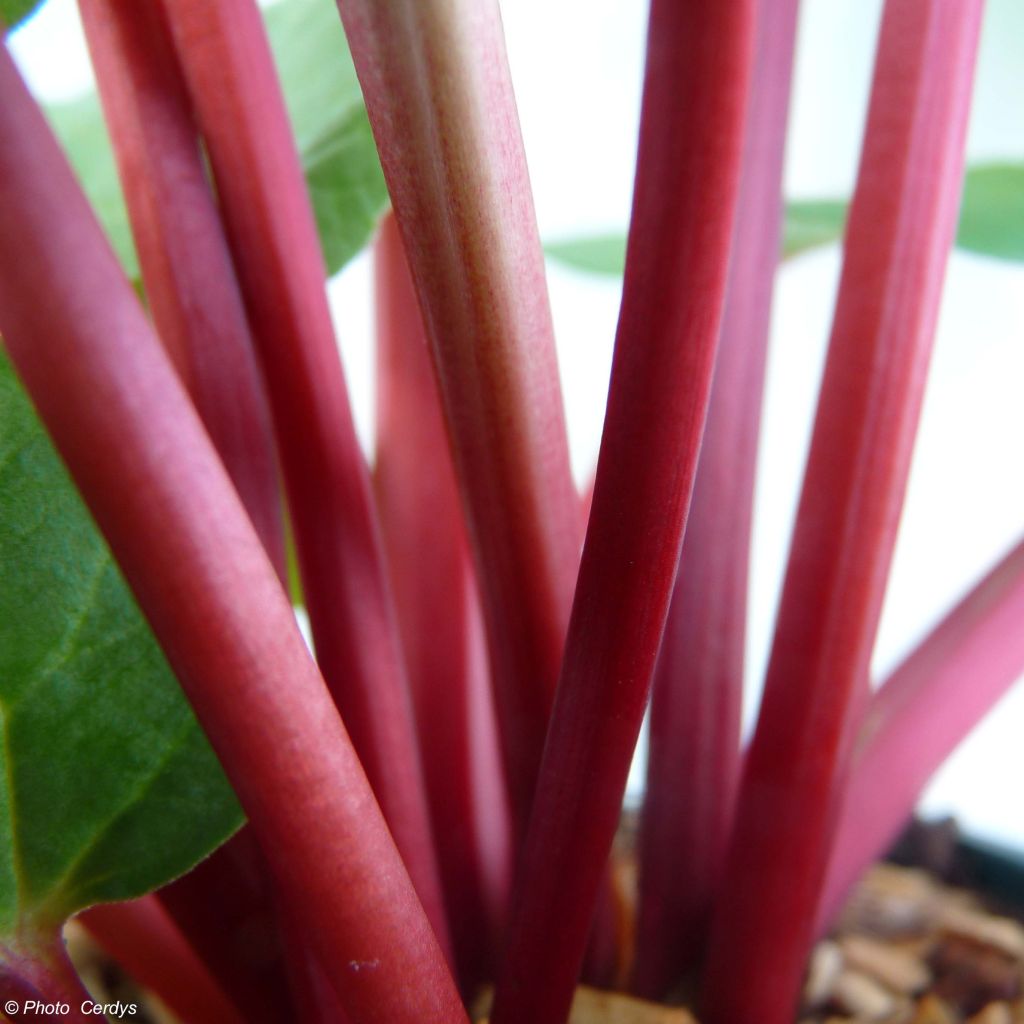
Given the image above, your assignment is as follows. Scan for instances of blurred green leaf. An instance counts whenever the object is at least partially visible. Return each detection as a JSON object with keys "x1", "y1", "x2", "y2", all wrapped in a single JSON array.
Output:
[
  {"x1": 0, "y1": 0, "x2": 45, "y2": 31},
  {"x1": 545, "y1": 235, "x2": 628, "y2": 276},
  {"x1": 783, "y1": 167, "x2": 1024, "y2": 261},
  {"x1": 43, "y1": 0, "x2": 388, "y2": 283},
  {"x1": 782, "y1": 200, "x2": 848, "y2": 260},
  {"x1": 958, "y1": 164, "x2": 1024, "y2": 261},
  {"x1": 546, "y1": 163, "x2": 1024, "y2": 275}
]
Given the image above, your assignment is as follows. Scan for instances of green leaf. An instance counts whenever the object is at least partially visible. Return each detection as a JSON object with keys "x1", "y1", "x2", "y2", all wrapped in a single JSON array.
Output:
[
  {"x1": 304, "y1": 112, "x2": 390, "y2": 275},
  {"x1": 545, "y1": 235, "x2": 627, "y2": 276},
  {"x1": 0, "y1": 353, "x2": 243, "y2": 932},
  {"x1": 0, "y1": 0, "x2": 45, "y2": 31},
  {"x1": 957, "y1": 164, "x2": 1024, "y2": 261},
  {"x1": 42, "y1": 0, "x2": 388, "y2": 283},
  {"x1": 545, "y1": 163, "x2": 1024, "y2": 275},
  {"x1": 781, "y1": 200, "x2": 848, "y2": 259}
]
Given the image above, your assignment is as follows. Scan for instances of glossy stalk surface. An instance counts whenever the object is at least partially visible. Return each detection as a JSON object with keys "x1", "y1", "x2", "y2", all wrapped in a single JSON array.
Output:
[
  {"x1": 490, "y1": 2, "x2": 756, "y2": 1020},
  {"x1": 701, "y1": 3, "x2": 985, "y2": 1020}
]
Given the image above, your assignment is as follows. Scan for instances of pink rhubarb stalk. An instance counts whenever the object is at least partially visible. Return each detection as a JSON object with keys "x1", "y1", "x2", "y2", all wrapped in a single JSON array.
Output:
[
  {"x1": 335, "y1": 0, "x2": 580, "y2": 836},
  {"x1": 632, "y1": 0, "x2": 800, "y2": 999},
  {"x1": 0, "y1": 46, "x2": 465, "y2": 1024},
  {"x1": 81, "y1": 898, "x2": 246, "y2": 1024},
  {"x1": 76, "y1": 0, "x2": 284, "y2": 581},
  {"x1": 156, "y1": 0, "x2": 448, "y2": 952},
  {"x1": 78, "y1": 8, "x2": 325, "y2": 1014},
  {"x1": 818, "y1": 536, "x2": 1024, "y2": 929},
  {"x1": 276, "y1": 906, "x2": 353, "y2": 1024},
  {"x1": 700, "y1": 3, "x2": 985, "y2": 1022},
  {"x1": 489, "y1": 3, "x2": 756, "y2": 1021},
  {"x1": 374, "y1": 214, "x2": 512, "y2": 994}
]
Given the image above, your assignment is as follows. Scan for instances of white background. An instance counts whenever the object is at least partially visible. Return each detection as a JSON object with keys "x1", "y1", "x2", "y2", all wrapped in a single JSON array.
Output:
[{"x1": 10, "y1": 0, "x2": 1024, "y2": 844}]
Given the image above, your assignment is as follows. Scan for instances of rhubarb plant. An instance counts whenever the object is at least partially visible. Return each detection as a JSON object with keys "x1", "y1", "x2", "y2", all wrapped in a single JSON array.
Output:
[{"x1": 0, "y1": 0, "x2": 1022, "y2": 1023}]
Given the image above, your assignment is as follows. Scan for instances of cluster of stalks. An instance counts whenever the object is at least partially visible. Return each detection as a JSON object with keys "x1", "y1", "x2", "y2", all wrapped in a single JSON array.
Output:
[{"x1": 0, "y1": 0, "x2": 1021, "y2": 1022}]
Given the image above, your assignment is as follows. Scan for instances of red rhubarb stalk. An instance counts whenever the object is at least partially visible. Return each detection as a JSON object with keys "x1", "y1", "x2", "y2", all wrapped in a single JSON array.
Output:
[
  {"x1": 81, "y1": 897, "x2": 246, "y2": 1024},
  {"x1": 818, "y1": 536, "x2": 1024, "y2": 929},
  {"x1": 157, "y1": 831, "x2": 295, "y2": 1023},
  {"x1": 489, "y1": 3, "x2": 756, "y2": 1021},
  {"x1": 76, "y1": 0, "x2": 284, "y2": 581},
  {"x1": 276, "y1": 905, "x2": 353, "y2": 1024},
  {"x1": 374, "y1": 214, "x2": 512, "y2": 994},
  {"x1": 0, "y1": 46, "x2": 465, "y2": 1024},
  {"x1": 700, "y1": 3, "x2": 985, "y2": 1022},
  {"x1": 78, "y1": 9, "x2": 322, "y2": 1015},
  {"x1": 156, "y1": 0, "x2": 449, "y2": 952},
  {"x1": 335, "y1": 0, "x2": 580, "y2": 836},
  {"x1": 632, "y1": 0, "x2": 800, "y2": 998}
]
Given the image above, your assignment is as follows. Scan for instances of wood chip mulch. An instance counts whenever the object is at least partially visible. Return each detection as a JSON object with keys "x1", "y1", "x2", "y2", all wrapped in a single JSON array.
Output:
[
  {"x1": 476, "y1": 861, "x2": 1024, "y2": 1024},
  {"x1": 800, "y1": 862, "x2": 1024, "y2": 1024},
  {"x1": 68, "y1": 854, "x2": 1024, "y2": 1023}
]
